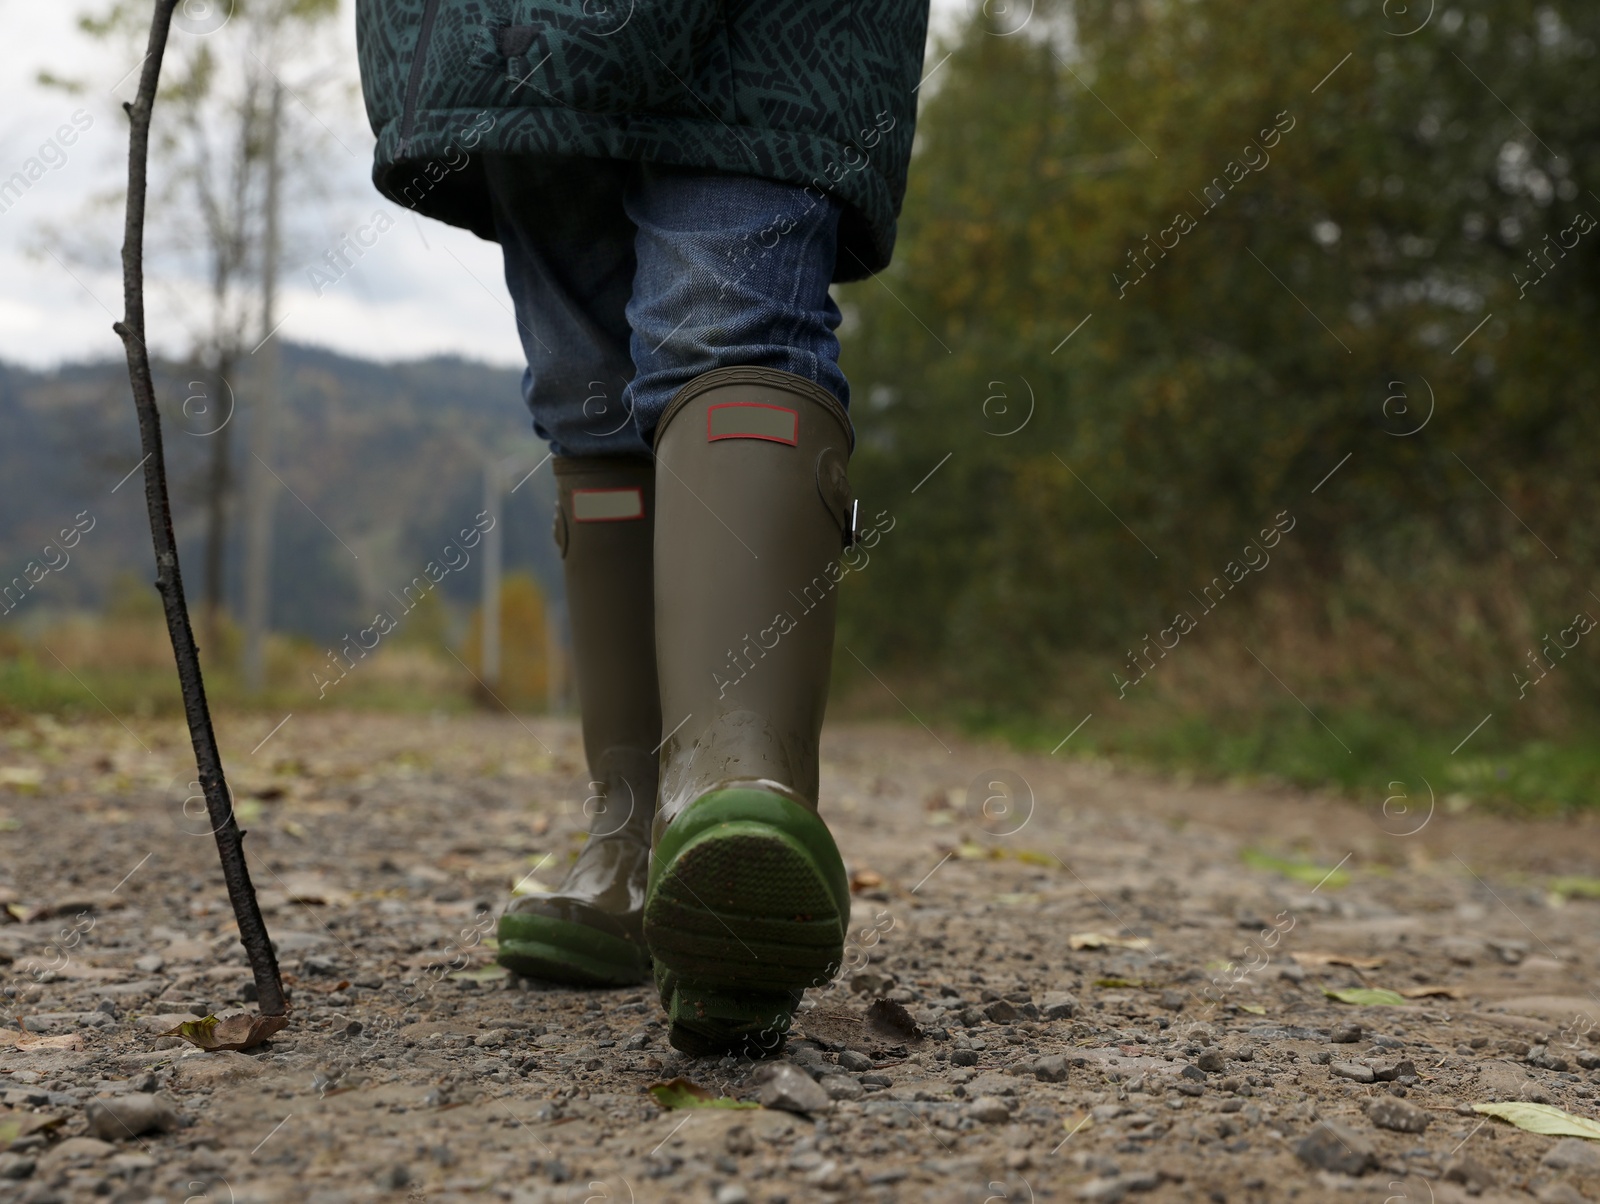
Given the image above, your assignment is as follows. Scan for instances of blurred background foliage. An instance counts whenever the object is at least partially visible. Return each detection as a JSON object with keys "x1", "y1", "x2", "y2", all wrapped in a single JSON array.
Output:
[
  {"x1": 5, "y1": 0, "x2": 1599, "y2": 813},
  {"x1": 832, "y1": 0, "x2": 1600, "y2": 808}
]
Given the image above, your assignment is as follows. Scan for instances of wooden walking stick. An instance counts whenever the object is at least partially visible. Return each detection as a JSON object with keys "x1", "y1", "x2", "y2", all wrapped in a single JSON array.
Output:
[{"x1": 112, "y1": 0, "x2": 289, "y2": 1034}]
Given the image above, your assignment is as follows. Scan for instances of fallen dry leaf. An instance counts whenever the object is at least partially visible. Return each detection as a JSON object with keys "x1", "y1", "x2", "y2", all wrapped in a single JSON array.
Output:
[
  {"x1": 865, "y1": 998, "x2": 924, "y2": 1042},
  {"x1": 849, "y1": 868, "x2": 885, "y2": 892},
  {"x1": 161, "y1": 1011, "x2": 288, "y2": 1051},
  {"x1": 1473, "y1": 1101, "x2": 1600, "y2": 1140},
  {"x1": 0, "y1": 1030, "x2": 84, "y2": 1051},
  {"x1": 0, "y1": 1109, "x2": 66, "y2": 1144},
  {"x1": 1291, "y1": 951, "x2": 1385, "y2": 970},
  {"x1": 1070, "y1": 932, "x2": 1152, "y2": 952},
  {"x1": 1399, "y1": 984, "x2": 1465, "y2": 999},
  {"x1": 1324, "y1": 987, "x2": 1409, "y2": 1007},
  {"x1": 647, "y1": 1077, "x2": 758, "y2": 1110},
  {"x1": 15, "y1": 896, "x2": 127, "y2": 924}
]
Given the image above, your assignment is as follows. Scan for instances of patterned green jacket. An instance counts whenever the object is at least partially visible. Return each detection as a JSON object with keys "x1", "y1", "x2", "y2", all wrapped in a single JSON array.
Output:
[{"x1": 356, "y1": 0, "x2": 931, "y2": 281}]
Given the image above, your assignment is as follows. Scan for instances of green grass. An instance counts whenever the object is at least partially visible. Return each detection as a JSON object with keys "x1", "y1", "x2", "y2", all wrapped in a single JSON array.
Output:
[{"x1": 966, "y1": 701, "x2": 1600, "y2": 815}]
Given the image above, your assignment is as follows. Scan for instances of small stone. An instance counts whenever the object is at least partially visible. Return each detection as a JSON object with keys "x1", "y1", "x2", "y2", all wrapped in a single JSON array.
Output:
[
  {"x1": 754, "y1": 1062, "x2": 834, "y2": 1114},
  {"x1": 951, "y1": 1049, "x2": 979, "y2": 1067},
  {"x1": 1576, "y1": 1050, "x2": 1600, "y2": 1070},
  {"x1": 1536, "y1": 1183, "x2": 1588, "y2": 1204},
  {"x1": 818, "y1": 1075, "x2": 864, "y2": 1101},
  {"x1": 1034, "y1": 1054, "x2": 1069, "y2": 1083},
  {"x1": 1444, "y1": 1157, "x2": 1495, "y2": 1193},
  {"x1": 172, "y1": 1050, "x2": 267, "y2": 1089},
  {"x1": 1278, "y1": 962, "x2": 1307, "y2": 983},
  {"x1": 1158, "y1": 990, "x2": 1186, "y2": 1011},
  {"x1": 474, "y1": 1029, "x2": 507, "y2": 1048},
  {"x1": 1542, "y1": 1138, "x2": 1600, "y2": 1170},
  {"x1": 714, "y1": 1186, "x2": 750, "y2": 1204},
  {"x1": 621, "y1": 1032, "x2": 649, "y2": 1052},
  {"x1": 837, "y1": 1049, "x2": 873, "y2": 1072},
  {"x1": 1041, "y1": 993, "x2": 1078, "y2": 1020},
  {"x1": 1329, "y1": 1024, "x2": 1362, "y2": 1044},
  {"x1": 1194, "y1": 1049, "x2": 1224, "y2": 1073},
  {"x1": 85, "y1": 1093, "x2": 180, "y2": 1141},
  {"x1": 1076, "y1": 1176, "x2": 1128, "y2": 1202},
  {"x1": 1369, "y1": 1058, "x2": 1416, "y2": 1082},
  {"x1": 1368, "y1": 1095, "x2": 1428, "y2": 1134},
  {"x1": 376, "y1": 1164, "x2": 410, "y2": 1190},
  {"x1": 135, "y1": 1012, "x2": 202, "y2": 1033},
  {"x1": 38, "y1": 1137, "x2": 115, "y2": 1172},
  {"x1": 983, "y1": 999, "x2": 1021, "y2": 1024},
  {"x1": 967, "y1": 1095, "x2": 1011, "y2": 1124},
  {"x1": 0, "y1": 1153, "x2": 35, "y2": 1180},
  {"x1": 1294, "y1": 1120, "x2": 1377, "y2": 1175},
  {"x1": 1330, "y1": 1062, "x2": 1376, "y2": 1083},
  {"x1": 134, "y1": 954, "x2": 165, "y2": 974}
]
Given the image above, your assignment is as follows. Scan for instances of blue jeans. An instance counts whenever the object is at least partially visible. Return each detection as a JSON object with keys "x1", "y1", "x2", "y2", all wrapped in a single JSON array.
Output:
[{"x1": 484, "y1": 155, "x2": 849, "y2": 459}]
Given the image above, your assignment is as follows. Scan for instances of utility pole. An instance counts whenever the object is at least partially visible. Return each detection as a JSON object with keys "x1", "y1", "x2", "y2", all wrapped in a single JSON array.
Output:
[
  {"x1": 242, "y1": 82, "x2": 283, "y2": 696},
  {"x1": 481, "y1": 456, "x2": 504, "y2": 686}
]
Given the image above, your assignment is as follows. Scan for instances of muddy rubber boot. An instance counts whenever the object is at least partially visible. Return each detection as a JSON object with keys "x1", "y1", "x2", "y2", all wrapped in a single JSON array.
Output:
[
  {"x1": 644, "y1": 367, "x2": 855, "y2": 1055},
  {"x1": 496, "y1": 458, "x2": 660, "y2": 987}
]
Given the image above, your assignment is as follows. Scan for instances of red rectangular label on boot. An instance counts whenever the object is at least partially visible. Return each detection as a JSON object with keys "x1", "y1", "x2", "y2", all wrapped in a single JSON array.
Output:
[
  {"x1": 571, "y1": 487, "x2": 645, "y2": 522},
  {"x1": 706, "y1": 402, "x2": 799, "y2": 446}
]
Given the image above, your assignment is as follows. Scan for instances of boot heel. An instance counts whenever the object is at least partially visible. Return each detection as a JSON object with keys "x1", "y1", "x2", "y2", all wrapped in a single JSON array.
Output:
[{"x1": 644, "y1": 787, "x2": 847, "y2": 1052}]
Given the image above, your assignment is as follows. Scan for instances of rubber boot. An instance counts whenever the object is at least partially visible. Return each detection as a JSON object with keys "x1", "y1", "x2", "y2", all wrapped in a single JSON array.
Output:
[
  {"x1": 644, "y1": 367, "x2": 855, "y2": 1055},
  {"x1": 496, "y1": 457, "x2": 660, "y2": 986}
]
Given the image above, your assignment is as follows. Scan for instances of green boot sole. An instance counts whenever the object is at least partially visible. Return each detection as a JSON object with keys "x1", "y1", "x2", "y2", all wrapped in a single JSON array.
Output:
[
  {"x1": 496, "y1": 912, "x2": 649, "y2": 987},
  {"x1": 644, "y1": 788, "x2": 848, "y2": 1054}
]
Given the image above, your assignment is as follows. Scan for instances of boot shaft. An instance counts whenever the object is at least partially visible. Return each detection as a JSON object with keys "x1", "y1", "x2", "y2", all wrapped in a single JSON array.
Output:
[
  {"x1": 553, "y1": 456, "x2": 661, "y2": 818},
  {"x1": 651, "y1": 367, "x2": 854, "y2": 826}
]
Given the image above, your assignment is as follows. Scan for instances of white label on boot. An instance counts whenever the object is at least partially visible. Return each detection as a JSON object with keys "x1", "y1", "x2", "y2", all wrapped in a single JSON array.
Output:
[{"x1": 571, "y1": 487, "x2": 645, "y2": 522}]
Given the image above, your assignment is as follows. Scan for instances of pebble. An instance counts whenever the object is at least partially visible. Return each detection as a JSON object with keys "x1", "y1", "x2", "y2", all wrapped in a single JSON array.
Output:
[
  {"x1": 983, "y1": 999, "x2": 1021, "y2": 1023},
  {"x1": 1329, "y1": 1024, "x2": 1363, "y2": 1044},
  {"x1": 966, "y1": 1096, "x2": 1011, "y2": 1124},
  {"x1": 1329, "y1": 1062, "x2": 1376, "y2": 1083},
  {"x1": 1369, "y1": 1058, "x2": 1416, "y2": 1082},
  {"x1": 0, "y1": 1153, "x2": 35, "y2": 1180},
  {"x1": 38, "y1": 1137, "x2": 115, "y2": 1172},
  {"x1": 84, "y1": 1093, "x2": 180, "y2": 1141},
  {"x1": 1076, "y1": 1177, "x2": 1128, "y2": 1202},
  {"x1": 1041, "y1": 993, "x2": 1078, "y2": 1020},
  {"x1": 172, "y1": 1051, "x2": 268, "y2": 1089},
  {"x1": 818, "y1": 1075, "x2": 864, "y2": 1101},
  {"x1": 754, "y1": 1062, "x2": 834, "y2": 1114},
  {"x1": 1194, "y1": 1049, "x2": 1224, "y2": 1073},
  {"x1": 1294, "y1": 1120, "x2": 1377, "y2": 1175},
  {"x1": 1444, "y1": 1157, "x2": 1495, "y2": 1192},
  {"x1": 1034, "y1": 1054, "x2": 1069, "y2": 1083},
  {"x1": 1542, "y1": 1138, "x2": 1600, "y2": 1170},
  {"x1": 837, "y1": 1049, "x2": 874, "y2": 1072},
  {"x1": 135, "y1": 1012, "x2": 202, "y2": 1033},
  {"x1": 1367, "y1": 1095, "x2": 1428, "y2": 1134},
  {"x1": 714, "y1": 1186, "x2": 750, "y2": 1204},
  {"x1": 951, "y1": 1049, "x2": 979, "y2": 1067}
]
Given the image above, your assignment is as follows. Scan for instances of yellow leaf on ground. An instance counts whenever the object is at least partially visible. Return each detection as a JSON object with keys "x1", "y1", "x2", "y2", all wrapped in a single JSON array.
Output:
[
  {"x1": 1070, "y1": 932, "x2": 1152, "y2": 951},
  {"x1": 1291, "y1": 951, "x2": 1384, "y2": 969},
  {"x1": 1473, "y1": 1102, "x2": 1600, "y2": 1140},
  {"x1": 161, "y1": 1011, "x2": 288, "y2": 1052}
]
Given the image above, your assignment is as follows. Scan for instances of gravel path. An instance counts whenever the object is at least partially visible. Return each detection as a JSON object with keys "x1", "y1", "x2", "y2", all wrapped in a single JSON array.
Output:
[{"x1": 4, "y1": 712, "x2": 1600, "y2": 1203}]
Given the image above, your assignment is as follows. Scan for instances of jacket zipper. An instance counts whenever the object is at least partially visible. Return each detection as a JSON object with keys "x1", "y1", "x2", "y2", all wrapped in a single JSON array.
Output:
[{"x1": 397, "y1": 0, "x2": 444, "y2": 157}]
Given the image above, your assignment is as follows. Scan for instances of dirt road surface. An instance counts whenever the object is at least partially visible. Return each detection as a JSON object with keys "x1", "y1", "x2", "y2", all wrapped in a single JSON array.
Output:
[{"x1": 4, "y1": 713, "x2": 1600, "y2": 1203}]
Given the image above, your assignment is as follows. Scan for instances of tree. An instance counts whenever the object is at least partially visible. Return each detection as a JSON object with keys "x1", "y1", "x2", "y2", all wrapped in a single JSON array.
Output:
[{"x1": 44, "y1": 0, "x2": 340, "y2": 656}]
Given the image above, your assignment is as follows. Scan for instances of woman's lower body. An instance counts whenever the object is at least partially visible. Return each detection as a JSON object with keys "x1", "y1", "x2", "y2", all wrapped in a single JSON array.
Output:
[{"x1": 489, "y1": 155, "x2": 857, "y2": 1055}]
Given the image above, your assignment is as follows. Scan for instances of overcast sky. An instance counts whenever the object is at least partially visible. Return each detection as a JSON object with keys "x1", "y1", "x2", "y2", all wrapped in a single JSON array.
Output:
[{"x1": 1, "y1": 0, "x2": 967, "y2": 373}]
